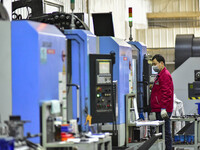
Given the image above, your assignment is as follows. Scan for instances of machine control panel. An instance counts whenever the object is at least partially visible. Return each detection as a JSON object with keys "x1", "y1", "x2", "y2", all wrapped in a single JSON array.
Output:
[
  {"x1": 188, "y1": 70, "x2": 200, "y2": 99},
  {"x1": 90, "y1": 54, "x2": 114, "y2": 123},
  {"x1": 96, "y1": 85, "x2": 112, "y2": 112}
]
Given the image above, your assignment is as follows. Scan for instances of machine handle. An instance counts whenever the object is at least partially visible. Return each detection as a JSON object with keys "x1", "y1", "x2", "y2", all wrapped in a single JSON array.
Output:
[
  {"x1": 67, "y1": 84, "x2": 80, "y2": 89},
  {"x1": 67, "y1": 84, "x2": 80, "y2": 120}
]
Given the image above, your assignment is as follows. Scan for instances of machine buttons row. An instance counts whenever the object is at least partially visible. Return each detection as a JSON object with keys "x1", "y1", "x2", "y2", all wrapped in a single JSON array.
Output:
[
  {"x1": 105, "y1": 93, "x2": 111, "y2": 96},
  {"x1": 96, "y1": 93, "x2": 111, "y2": 98},
  {"x1": 96, "y1": 104, "x2": 112, "y2": 109}
]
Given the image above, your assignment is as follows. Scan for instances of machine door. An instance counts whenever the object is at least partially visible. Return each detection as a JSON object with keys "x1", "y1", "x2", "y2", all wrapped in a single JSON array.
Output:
[{"x1": 90, "y1": 54, "x2": 114, "y2": 123}]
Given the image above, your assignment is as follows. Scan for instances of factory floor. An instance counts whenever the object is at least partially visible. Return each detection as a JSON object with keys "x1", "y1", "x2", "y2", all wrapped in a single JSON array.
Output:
[
  {"x1": 112, "y1": 147, "x2": 134, "y2": 150},
  {"x1": 112, "y1": 146, "x2": 128, "y2": 150}
]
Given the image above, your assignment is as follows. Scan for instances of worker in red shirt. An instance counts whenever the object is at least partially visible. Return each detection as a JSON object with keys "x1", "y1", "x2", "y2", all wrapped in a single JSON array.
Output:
[{"x1": 150, "y1": 54, "x2": 174, "y2": 150}]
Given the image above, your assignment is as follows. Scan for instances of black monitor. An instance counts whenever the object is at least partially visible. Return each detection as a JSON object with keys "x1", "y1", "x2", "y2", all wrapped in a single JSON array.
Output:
[{"x1": 92, "y1": 12, "x2": 114, "y2": 37}]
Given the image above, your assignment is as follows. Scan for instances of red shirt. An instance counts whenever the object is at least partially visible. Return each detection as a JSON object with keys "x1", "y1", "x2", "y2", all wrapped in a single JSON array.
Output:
[{"x1": 150, "y1": 67, "x2": 174, "y2": 112}]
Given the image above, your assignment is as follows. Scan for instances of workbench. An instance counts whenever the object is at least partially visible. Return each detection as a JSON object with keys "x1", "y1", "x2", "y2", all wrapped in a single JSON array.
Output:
[{"x1": 43, "y1": 136, "x2": 112, "y2": 150}]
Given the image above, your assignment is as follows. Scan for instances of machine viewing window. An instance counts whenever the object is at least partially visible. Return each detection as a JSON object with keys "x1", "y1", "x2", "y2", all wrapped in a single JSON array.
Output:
[{"x1": 99, "y1": 62, "x2": 110, "y2": 74}]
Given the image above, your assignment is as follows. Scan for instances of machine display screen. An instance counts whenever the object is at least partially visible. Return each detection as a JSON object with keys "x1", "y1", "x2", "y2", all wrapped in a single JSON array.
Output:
[{"x1": 99, "y1": 62, "x2": 110, "y2": 74}]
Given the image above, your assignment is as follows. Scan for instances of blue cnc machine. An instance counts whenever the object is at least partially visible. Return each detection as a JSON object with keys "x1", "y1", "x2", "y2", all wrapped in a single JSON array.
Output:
[
  {"x1": 12, "y1": 21, "x2": 66, "y2": 143},
  {"x1": 64, "y1": 29, "x2": 97, "y2": 131},
  {"x1": 99, "y1": 37, "x2": 133, "y2": 146}
]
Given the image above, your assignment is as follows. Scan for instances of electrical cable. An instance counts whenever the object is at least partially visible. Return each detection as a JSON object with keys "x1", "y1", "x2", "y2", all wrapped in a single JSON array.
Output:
[{"x1": 110, "y1": 51, "x2": 117, "y2": 136}]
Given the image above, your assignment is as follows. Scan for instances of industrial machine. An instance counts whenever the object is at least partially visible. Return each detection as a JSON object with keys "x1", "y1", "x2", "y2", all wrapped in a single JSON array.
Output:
[
  {"x1": 11, "y1": 20, "x2": 66, "y2": 143},
  {"x1": 64, "y1": 31, "x2": 151, "y2": 147},
  {"x1": 0, "y1": 1, "x2": 155, "y2": 149},
  {"x1": 172, "y1": 34, "x2": 200, "y2": 114},
  {"x1": 98, "y1": 36, "x2": 134, "y2": 146},
  {"x1": 128, "y1": 41, "x2": 151, "y2": 113},
  {"x1": 64, "y1": 29, "x2": 97, "y2": 131},
  {"x1": 188, "y1": 70, "x2": 200, "y2": 100}
]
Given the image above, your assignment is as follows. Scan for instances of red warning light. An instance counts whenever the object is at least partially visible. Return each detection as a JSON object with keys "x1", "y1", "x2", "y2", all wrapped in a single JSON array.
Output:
[{"x1": 129, "y1": 7, "x2": 132, "y2": 18}]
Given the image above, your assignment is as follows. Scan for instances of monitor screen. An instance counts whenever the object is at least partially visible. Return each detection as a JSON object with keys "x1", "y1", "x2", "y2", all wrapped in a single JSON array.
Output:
[
  {"x1": 92, "y1": 13, "x2": 114, "y2": 36},
  {"x1": 99, "y1": 62, "x2": 110, "y2": 74}
]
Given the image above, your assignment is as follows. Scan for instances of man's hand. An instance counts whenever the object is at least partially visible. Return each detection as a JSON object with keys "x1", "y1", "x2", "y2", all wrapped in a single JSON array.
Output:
[{"x1": 161, "y1": 109, "x2": 169, "y2": 119}]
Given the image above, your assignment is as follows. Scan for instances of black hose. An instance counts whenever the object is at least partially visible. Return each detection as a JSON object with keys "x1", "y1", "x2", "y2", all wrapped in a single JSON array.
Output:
[{"x1": 0, "y1": 3, "x2": 9, "y2": 20}]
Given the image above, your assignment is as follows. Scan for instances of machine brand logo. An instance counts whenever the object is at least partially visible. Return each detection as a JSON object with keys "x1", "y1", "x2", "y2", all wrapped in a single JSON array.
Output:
[
  {"x1": 123, "y1": 57, "x2": 127, "y2": 61},
  {"x1": 42, "y1": 41, "x2": 52, "y2": 48},
  {"x1": 47, "y1": 49, "x2": 55, "y2": 54}
]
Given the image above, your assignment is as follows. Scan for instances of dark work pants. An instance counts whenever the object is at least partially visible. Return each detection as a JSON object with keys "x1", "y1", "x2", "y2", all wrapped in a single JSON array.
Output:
[{"x1": 156, "y1": 112, "x2": 172, "y2": 150}]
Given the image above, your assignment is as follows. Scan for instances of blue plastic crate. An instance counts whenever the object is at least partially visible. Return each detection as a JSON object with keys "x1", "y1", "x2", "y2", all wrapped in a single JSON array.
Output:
[{"x1": 0, "y1": 137, "x2": 14, "y2": 150}]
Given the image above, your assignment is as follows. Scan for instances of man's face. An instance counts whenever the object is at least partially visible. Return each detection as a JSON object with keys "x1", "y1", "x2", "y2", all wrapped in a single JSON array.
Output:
[{"x1": 152, "y1": 58, "x2": 164, "y2": 71}]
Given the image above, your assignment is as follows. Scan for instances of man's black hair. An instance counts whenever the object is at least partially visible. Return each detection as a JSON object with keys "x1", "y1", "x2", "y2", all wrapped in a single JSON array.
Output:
[{"x1": 152, "y1": 54, "x2": 165, "y2": 65}]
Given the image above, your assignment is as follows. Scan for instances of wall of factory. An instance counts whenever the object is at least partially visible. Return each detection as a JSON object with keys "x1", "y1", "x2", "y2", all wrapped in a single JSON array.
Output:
[
  {"x1": 136, "y1": 27, "x2": 200, "y2": 73},
  {"x1": 151, "y1": 0, "x2": 199, "y2": 12},
  {"x1": 136, "y1": 0, "x2": 200, "y2": 73},
  {"x1": 136, "y1": 27, "x2": 200, "y2": 48},
  {"x1": 138, "y1": 0, "x2": 200, "y2": 47}
]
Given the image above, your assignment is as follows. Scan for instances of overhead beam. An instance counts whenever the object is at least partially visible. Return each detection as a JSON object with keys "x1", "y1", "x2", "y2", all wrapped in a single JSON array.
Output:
[{"x1": 147, "y1": 12, "x2": 200, "y2": 19}]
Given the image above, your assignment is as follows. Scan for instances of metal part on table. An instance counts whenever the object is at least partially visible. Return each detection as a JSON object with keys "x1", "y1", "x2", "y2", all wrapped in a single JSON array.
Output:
[{"x1": 5, "y1": 116, "x2": 30, "y2": 140}]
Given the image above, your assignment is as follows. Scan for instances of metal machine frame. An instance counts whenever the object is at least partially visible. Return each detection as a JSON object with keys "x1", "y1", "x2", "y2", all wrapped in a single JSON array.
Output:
[{"x1": 171, "y1": 116, "x2": 200, "y2": 150}]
